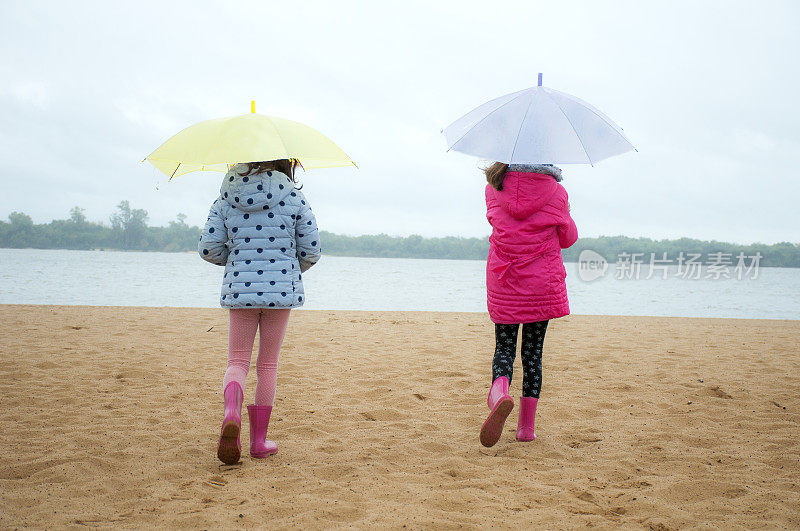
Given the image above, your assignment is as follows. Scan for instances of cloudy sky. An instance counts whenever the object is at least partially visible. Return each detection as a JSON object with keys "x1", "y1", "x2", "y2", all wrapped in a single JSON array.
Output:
[{"x1": 1, "y1": 0, "x2": 798, "y2": 244}]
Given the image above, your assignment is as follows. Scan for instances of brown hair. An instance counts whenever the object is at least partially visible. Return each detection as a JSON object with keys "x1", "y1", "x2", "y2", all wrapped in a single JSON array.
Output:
[
  {"x1": 237, "y1": 159, "x2": 301, "y2": 183},
  {"x1": 484, "y1": 162, "x2": 509, "y2": 191}
]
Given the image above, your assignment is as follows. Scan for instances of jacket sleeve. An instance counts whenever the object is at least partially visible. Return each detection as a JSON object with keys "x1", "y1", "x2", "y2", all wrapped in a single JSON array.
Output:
[
  {"x1": 198, "y1": 198, "x2": 229, "y2": 266},
  {"x1": 295, "y1": 191, "x2": 321, "y2": 273},
  {"x1": 557, "y1": 189, "x2": 578, "y2": 249}
]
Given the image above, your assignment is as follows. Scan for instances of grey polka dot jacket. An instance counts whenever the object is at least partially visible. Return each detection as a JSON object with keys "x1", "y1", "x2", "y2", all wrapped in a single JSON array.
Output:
[{"x1": 198, "y1": 165, "x2": 320, "y2": 309}]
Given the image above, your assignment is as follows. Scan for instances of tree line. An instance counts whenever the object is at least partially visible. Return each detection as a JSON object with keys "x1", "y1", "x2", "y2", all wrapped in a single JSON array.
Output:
[
  {"x1": 0, "y1": 202, "x2": 198, "y2": 252},
  {"x1": 320, "y1": 232, "x2": 800, "y2": 267},
  {"x1": 1, "y1": 203, "x2": 799, "y2": 267}
]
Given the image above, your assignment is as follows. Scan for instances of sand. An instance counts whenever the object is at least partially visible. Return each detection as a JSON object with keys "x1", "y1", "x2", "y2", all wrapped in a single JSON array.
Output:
[{"x1": 0, "y1": 305, "x2": 798, "y2": 529}]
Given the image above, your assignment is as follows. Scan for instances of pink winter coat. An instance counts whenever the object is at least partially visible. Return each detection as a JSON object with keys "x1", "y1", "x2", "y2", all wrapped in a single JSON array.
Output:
[{"x1": 485, "y1": 171, "x2": 578, "y2": 324}]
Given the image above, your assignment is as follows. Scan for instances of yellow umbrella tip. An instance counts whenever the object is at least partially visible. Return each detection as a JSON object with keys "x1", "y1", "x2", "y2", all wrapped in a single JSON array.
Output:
[{"x1": 251, "y1": 100, "x2": 255, "y2": 113}]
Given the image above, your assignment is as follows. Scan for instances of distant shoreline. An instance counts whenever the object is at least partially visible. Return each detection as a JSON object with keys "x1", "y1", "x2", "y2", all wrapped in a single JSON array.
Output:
[
  {"x1": 3, "y1": 245, "x2": 800, "y2": 269},
  {"x1": 3, "y1": 207, "x2": 799, "y2": 265}
]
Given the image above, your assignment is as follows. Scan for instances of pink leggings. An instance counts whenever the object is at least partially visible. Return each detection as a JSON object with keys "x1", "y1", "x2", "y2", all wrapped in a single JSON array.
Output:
[{"x1": 223, "y1": 308, "x2": 290, "y2": 406}]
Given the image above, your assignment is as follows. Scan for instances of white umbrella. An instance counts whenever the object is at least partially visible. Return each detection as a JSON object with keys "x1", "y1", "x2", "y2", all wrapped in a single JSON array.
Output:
[{"x1": 443, "y1": 73, "x2": 636, "y2": 165}]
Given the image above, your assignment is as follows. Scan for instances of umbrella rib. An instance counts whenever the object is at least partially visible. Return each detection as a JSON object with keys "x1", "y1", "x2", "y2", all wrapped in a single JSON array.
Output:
[
  {"x1": 543, "y1": 90, "x2": 592, "y2": 165},
  {"x1": 448, "y1": 92, "x2": 531, "y2": 153},
  {"x1": 509, "y1": 92, "x2": 536, "y2": 163},
  {"x1": 546, "y1": 88, "x2": 634, "y2": 147},
  {"x1": 265, "y1": 116, "x2": 290, "y2": 160},
  {"x1": 168, "y1": 163, "x2": 181, "y2": 182}
]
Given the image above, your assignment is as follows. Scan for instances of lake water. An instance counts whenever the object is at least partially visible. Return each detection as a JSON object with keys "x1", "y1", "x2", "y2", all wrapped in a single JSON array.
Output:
[{"x1": 1, "y1": 248, "x2": 799, "y2": 319}]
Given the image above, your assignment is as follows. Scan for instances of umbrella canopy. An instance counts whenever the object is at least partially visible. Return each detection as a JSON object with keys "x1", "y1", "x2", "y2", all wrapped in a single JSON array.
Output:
[
  {"x1": 146, "y1": 102, "x2": 356, "y2": 179},
  {"x1": 443, "y1": 74, "x2": 635, "y2": 165}
]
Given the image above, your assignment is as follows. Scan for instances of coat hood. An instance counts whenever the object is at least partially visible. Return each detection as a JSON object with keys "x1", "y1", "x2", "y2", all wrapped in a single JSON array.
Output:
[
  {"x1": 508, "y1": 164, "x2": 562, "y2": 182},
  {"x1": 220, "y1": 163, "x2": 295, "y2": 212},
  {"x1": 494, "y1": 170, "x2": 560, "y2": 220}
]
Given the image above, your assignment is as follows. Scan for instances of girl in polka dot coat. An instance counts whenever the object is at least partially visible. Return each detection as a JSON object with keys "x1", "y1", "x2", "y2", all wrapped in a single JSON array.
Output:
[
  {"x1": 479, "y1": 163, "x2": 578, "y2": 448},
  {"x1": 198, "y1": 160, "x2": 320, "y2": 464}
]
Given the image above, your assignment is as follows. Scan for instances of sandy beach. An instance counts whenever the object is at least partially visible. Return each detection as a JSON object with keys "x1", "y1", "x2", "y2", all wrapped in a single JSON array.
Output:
[{"x1": 0, "y1": 305, "x2": 798, "y2": 529}]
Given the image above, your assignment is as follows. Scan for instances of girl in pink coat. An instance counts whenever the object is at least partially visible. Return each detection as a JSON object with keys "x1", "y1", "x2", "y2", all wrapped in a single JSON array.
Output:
[{"x1": 479, "y1": 162, "x2": 578, "y2": 447}]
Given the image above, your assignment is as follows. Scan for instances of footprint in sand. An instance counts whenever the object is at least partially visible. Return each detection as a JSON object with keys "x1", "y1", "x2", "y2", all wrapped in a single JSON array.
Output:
[
  {"x1": 315, "y1": 464, "x2": 355, "y2": 481},
  {"x1": 358, "y1": 409, "x2": 405, "y2": 422},
  {"x1": 706, "y1": 385, "x2": 732, "y2": 399},
  {"x1": 568, "y1": 437, "x2": 603, "y2": 448},
  {"x1": 315, "y1": 442, "x2": 344, "y2": 455},
  {"x1": 421, "y1": 441, "x2": 450, "y2": 453},
  {"x1": 206, "y1": 475, "x2": 228, "y2": 487}
]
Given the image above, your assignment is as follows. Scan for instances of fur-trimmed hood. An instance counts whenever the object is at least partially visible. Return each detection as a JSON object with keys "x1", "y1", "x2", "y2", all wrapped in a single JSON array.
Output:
[{"x1": 508, "y1": 164, "x2": 562, "y2": 182}]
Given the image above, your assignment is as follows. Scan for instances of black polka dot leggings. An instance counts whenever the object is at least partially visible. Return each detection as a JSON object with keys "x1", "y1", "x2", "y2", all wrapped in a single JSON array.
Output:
[{"x1": 492, "y1": 321, "x2": 549, "y2": 398}]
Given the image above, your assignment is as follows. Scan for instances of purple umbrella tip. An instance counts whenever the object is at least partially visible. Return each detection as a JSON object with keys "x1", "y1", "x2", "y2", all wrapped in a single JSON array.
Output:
[{"x1": 538, "y1": 73, "x2": 543, "y2": 86}]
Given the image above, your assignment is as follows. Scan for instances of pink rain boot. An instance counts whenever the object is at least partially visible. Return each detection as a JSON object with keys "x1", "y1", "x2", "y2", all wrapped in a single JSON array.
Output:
[
  {"x1": 480, "y1": 376, "x2": 514, "y2": 447},
  {"x1": 247, "y1": 405, "x2": 278, "y2": 458},
  {"x1": 516, "y1": 397, "x2": 538, "y2": 441},
  {"x1": 217, "y1": 381, "x2": 243, "y2": 465}
]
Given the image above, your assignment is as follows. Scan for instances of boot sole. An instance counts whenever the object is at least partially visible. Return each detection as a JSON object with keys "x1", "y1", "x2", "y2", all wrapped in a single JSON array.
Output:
[
  {"x1": 480, "y1": 396, "x2": 514, "y2": 447},
  {"x1": 217, "y1": 420, "x2": 241, "y2": 465}
]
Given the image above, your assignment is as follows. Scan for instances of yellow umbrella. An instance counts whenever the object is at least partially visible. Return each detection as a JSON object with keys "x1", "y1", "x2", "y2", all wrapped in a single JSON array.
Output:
[{"x1": 145, "y1": 101, "x2": 356, "y2": 180}]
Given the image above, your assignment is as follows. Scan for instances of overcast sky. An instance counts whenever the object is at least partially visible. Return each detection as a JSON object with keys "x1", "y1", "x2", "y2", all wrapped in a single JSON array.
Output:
[{"x1": 1, "y1": 1, "x2": 798, "y2": 244}]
